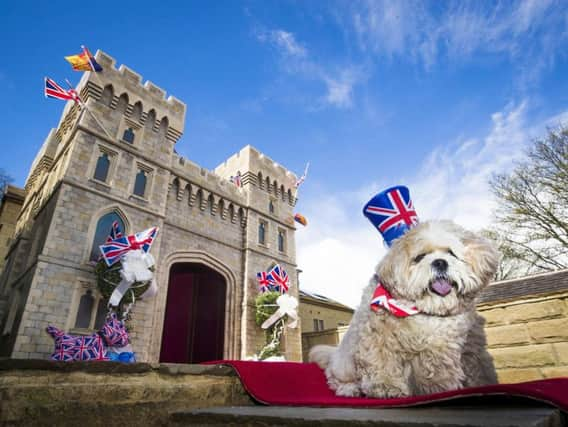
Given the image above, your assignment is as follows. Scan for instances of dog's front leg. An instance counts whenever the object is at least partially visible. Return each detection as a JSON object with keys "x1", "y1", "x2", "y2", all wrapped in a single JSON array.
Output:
[
  {"x1": 358, "y1": 351, "x2": 412, "y2": 398},
  {"x1": 411, "y1": 346, "x2": 465, "y2": 395}
]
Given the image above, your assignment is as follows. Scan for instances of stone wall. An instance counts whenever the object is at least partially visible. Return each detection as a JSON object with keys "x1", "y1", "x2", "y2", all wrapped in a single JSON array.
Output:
[
  {"x1": 0, "y1": 186, "x2": 25, "y2": 273},
  {"x1": 301, "y1": 326, "x2": 349, "y2": 362},
  {"x1": 478, "y1": 290, "x2": 568, "y2": 383}
]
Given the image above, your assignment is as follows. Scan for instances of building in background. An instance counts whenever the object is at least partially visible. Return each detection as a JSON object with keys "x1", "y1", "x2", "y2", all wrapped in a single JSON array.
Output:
[
  {"x1": 0, "y1": 186, "x2": 25, "y2": 274},
  {"x1": 299, "y1": 289, "x2": 354, "y2": 361},
  {"x1": 0, "y1": 50, "x2": 301, "y2": 362}
]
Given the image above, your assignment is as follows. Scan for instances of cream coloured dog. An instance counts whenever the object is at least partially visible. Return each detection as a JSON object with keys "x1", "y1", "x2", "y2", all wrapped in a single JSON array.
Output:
[{"x1": 309, "y1": 220, "x2": 499, "y2": 398}]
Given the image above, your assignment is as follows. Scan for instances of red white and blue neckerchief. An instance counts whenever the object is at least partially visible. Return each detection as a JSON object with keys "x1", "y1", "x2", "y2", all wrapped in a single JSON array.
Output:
[
  {"x1": 363, "y1": 186, "x2": 418, "y2": 247},
  {"x1": 257, "y1": 271, "x2": 272, "y2": 293},
  {"x1": 370, "y1": 281, "x2": 419, "y2": 317},
  {"x1": 268, "y1": 264, "x2": 290, "y2": 293},
  {"x1": 99, "y1": 226, "x2": 158, "y2": 266}
]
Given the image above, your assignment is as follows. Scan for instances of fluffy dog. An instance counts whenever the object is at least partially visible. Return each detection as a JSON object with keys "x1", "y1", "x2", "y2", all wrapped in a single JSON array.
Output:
[{"x1": 309, "y1": 220, "x2": 499, "y2": 398}]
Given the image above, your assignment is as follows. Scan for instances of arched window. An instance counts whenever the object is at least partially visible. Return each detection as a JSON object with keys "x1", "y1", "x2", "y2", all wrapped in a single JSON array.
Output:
[
  {"x1": 93, "y1": 153, "x2": 110, "y2": 182},
  {"x1": 258, "y1": 220, "x2": 266, "y2": 245},
  {"x1": 278, "y1": 229, "x2": 286, "y2": 252},
  {"x1": 265, "y1": 177, "x2": 271, "y2": 192},
  {"x1": 269, "y1": 200, "x2": 274, "y2": 214},
  {"x1": 89, "y1": 211, "x2": 126, "y2": 261},
  {"x1": 145, "y1": 109, "x2": 156, "y2": 130},
  {"x1": 257, "y1": 172, "x2": 263, "y2": 189},
  {"x1": 159, "y1": 116, "x2": 169, "y2": 138},
  {"x1": 117, "y1": 93, "x2": 129, "y2": 113},
  {"x1": 280, "y1": 185, "x2": 286, "y2": 200},
  {"x1": 131, "y1": 101, "x2": 143, "y2": 122},
  {"x1": 74, "y1": 290, "x2": 95, "y2": 328},
  {"x1": 100, "y1": 85, "x2": 113, "y2": 107},
  {"x1": 134, "y1": 169, "x2": 147, "y2": 197},
  {"x1": 122, "y1": 127, "x2": 135, "y2": 144}
]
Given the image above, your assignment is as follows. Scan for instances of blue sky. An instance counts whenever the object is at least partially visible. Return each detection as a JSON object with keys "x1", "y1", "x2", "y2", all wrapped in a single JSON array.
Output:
[{"x1": 1, "y1": 1, "x2": 567, "y2": 306}]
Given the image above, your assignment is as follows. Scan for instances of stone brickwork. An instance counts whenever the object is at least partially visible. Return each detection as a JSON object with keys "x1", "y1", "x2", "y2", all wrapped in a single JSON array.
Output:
[
  {"x1": 0, "y1": 186, "x2": 25, "y2": 274},
  {"x1": 0, "y1": 50, "x2": 302, "y2": 362},
  {"x1": 477, "y1": 270, "x2": 568, "y2": 383}
]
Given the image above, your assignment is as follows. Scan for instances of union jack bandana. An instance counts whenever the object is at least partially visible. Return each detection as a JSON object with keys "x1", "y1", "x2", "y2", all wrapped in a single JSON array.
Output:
[{"x1": 370, "y1": 280, "x2": 419, "y2": 317}]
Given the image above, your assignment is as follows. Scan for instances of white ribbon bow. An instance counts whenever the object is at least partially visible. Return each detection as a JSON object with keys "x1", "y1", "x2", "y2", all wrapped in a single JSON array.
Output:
[
  {"x1": 261, "y1": 294, "x2": 299, "y2": 329},
  {"x1": 109, "y1": 250, "x2": 157, "y2": 307}
]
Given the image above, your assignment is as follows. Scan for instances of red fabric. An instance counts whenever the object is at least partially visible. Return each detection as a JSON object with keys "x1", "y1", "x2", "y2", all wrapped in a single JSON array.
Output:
[{"x1": 205, "y1": 360, "x2": 568, "y2": 411}]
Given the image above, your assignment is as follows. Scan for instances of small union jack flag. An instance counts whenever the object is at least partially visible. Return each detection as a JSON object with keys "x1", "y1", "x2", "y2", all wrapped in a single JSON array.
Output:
[
  {"x1": 257, "y1": 271, "x2": 272, "y2": 293},
  {"x1": 370, "y1": 281, "x2": 419, "y2": 317},
  {"x1": 363, "y1": 186, "x2": 418, "y2": 247},
  {"x1": 99, "y1": 226, "x2": 158, "y2": 266},
  {"x1": 44, "y1": 77, "x2": 80, "y2": 103},
  {"x1": 294, "y1": 162, "x2": 310, "y2": 188},
  {"x1": 268, "y1": 264, "x2": 290, "y2": 294},
  {"x1": 230, "y1": 172, "x2": 242, "y2": 188},
  {"x1": 106, "y1": 221, "x2": 124, "y2": 243}
]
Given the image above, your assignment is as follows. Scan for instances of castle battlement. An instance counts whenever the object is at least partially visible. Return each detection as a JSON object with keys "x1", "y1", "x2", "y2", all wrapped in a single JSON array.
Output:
[{"x1": 73, "y1": 50, "x2": 186, "y2": 141}]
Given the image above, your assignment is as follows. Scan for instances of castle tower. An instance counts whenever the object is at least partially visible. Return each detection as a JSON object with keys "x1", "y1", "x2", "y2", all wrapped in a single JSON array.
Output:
[{"x1": 0, "y1": 51, "x2": 301, "y2": 362}]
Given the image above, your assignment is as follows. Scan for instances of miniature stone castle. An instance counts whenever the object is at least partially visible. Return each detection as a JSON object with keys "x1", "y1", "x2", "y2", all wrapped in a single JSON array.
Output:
[{"x1": 0, "y1": 50, "x2": 301, "y2": 362}]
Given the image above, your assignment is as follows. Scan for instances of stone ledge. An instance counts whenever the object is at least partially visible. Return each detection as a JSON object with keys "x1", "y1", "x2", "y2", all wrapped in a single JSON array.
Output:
[
  {"x1": 171, "y1": 405, "x2": 565, "y2": 427},
  {"x1": 0, "y1": 358, "x2": 235, "y2": 376}
]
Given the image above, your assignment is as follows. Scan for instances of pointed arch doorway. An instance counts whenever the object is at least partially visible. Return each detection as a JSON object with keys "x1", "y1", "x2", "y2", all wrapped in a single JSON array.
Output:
[{"x1": 159, "y1": 262, "x2": 226, "y2": 363}]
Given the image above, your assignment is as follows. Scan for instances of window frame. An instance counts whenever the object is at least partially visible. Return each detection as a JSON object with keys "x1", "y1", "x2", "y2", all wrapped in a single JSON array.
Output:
[
  {"x1": 131, "y1": 162, "x2": 153, "y2": 200},
  {"x1": 258, "y1": 220, "x2": 267, "y2": 245},
  {"x1": 277, "y1": 228, "x2": 286, "y2": 253}
]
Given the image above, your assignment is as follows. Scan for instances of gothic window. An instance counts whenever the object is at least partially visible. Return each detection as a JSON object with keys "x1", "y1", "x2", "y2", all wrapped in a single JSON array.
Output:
[
  {"x1": 145, "y1": 109, "x2": 156, "y2": 130},
  {"x1": 159, "y1": 116, "x2": 169, "y2": 138},
  {"x1": 278, "y1": 229, "x2": 286, "y2": 252},
  {"x1": 131, "y1": 101, "x2": 143, "y2": 122},
  {"x1": 89, "y1": 212, "x2": 126, "y2": 261},
  {"x1": 134, "y1": 169, "x2": 147, "y2": 197},
  {"x1": 100, "y1": 85, "x2": 113, "y2": 107},
  {"x1": 93, "y1": 153, "x2": 110, "y2": 182},
  {"x1": 74, "y1": 290, "x2": 95, "y2": 328},
  {"x1": 258, "y1": 221, "x2": 267, "y2": 245},
  {"x1": 280, "y1": 185, "x2": 286, "y2": 200},
  {"x1": 122, "y1": 127, "x2": 135, "y2": 144},
  {"x1": 117, "y1": 93, "x2": 129, "y2": 113},
  {"x1": 93, "y1": 299, "x2": 107, "y2": 329},
  {"x1": 269, "y1": 200, "x2": 274, "y2": 214}
]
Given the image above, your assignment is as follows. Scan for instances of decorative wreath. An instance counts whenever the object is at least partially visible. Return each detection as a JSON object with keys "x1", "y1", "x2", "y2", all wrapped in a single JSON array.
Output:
[
  {"x1": 94, "y1": 260, "x2": 152, "y2": 309},
  {"x1": 255, "y1": 291, "x2": 288, "y2": 359}
]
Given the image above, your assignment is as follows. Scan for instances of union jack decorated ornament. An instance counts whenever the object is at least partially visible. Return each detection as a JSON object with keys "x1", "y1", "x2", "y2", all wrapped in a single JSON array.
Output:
[{"x1": 363, "y1": 185, "x2": 418, "y2": 247}]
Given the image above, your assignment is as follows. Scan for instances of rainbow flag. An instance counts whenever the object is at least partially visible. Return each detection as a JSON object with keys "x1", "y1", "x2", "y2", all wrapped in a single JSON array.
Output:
[{"x1": 65, "y1": 46, "x2": 102, "y2": 72}]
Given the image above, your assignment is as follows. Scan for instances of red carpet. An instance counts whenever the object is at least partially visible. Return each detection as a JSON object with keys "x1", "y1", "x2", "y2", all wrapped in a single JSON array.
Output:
[{"x1": 207, "y1": 360, "x2": 568, "y2": 411}]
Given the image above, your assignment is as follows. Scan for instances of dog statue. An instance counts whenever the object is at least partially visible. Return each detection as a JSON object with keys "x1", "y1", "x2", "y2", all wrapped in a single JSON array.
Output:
[{"x1": 310, "y1": 186, "x2": 499, "y2": 398}]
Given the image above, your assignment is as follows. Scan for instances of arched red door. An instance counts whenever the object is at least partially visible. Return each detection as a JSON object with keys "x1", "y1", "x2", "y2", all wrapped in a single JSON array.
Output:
[{"x1": 159, "y1": 263, "x2": 226, "y2": 363}]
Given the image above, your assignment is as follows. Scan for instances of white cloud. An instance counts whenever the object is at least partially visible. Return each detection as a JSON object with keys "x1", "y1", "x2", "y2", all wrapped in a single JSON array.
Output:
[
  {"x1": 297, "y1": 102, "x2": 567, "y2": 308},
  {"x1": 257, "y1": 29, "x2": 307, "y2": 58}
]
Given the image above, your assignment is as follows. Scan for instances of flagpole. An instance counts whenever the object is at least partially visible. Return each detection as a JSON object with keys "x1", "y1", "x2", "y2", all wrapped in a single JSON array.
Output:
[{"x1": 65, "y1": 78, "x2": 115, "y2": 141}]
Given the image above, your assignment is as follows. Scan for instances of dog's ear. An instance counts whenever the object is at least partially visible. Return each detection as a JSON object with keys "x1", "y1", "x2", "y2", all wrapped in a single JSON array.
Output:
[
  {"x1": 376, "y1": 237, "x2": 411, "y2": 288},
  {"x1": 462, "y1": 233, "x2": 501, "y2": 285}
]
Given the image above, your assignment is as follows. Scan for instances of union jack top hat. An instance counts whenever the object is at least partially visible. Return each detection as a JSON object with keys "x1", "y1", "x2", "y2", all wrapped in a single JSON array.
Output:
[{"x1": 363, "y1": 185, "x2": 419, "y2": 247}]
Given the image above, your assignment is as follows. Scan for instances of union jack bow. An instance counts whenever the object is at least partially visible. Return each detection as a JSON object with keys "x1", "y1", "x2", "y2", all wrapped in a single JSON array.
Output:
[
  {"x1": 99, "y1": 226, "x2": 158, "y2": 266},
  {"x1": 370, "y1": 281, "x2": 419, "y2": 317},
  {"x1": 363, "y1": 186, "x2": 418, "y2": 247},
  {"x1": 44, "y1": 77, "x2": 81, "y2": 103},
  {"x1": 268, "y1": 264, "x2": 290, "y2": 294}
]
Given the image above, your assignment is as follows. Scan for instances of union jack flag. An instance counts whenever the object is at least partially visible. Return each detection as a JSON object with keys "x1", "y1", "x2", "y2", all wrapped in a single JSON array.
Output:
[
  {"x1": 268, "y1": 264, "x2": 290, "y2": 293},
  {"x1": 106, "y1": 221, "x2": 124, "y2": 243},
  {"x1": 364, "y1": 188, "x2": 418, "y2": 234},
  {"x1": 257, "y1": 271, "x2": 273, "y2": 293},
  {"x1": 44, "y1": 77, "x2": 80, "y2": 103},
  {"x1": 230, "y1": 172, "x2": 242, "y2": 188},
  {"x1": 99, "y1": 226, "x2": 159, "y2": 266},
  {"x1": 370, "y1": 282, "x2": 419, "y2": 317},
  {"x1": 100, "y1": 313, "x2": 130, "y2": 347},
  {"x1": 294, "y1": 162, "x2": 310, "y2": 188}
]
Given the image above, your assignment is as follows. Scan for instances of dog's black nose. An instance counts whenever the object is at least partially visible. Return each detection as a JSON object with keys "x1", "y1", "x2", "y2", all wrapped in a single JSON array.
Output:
[{"x1": 431, "y1": 259, "x2": 448, "y2": 271}]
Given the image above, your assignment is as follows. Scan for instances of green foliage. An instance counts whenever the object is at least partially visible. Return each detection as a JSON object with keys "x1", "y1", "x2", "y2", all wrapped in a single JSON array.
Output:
[
  {"x1": 255, "y1": 291, "x2": 285, "y2": 359},
  {"x1": 255, "y1": 291, "x2": 280, "y2": 326}
]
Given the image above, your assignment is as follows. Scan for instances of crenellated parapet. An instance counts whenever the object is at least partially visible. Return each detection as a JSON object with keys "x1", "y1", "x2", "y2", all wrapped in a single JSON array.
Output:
[
  {"x1": 214, "y1": 145, "x2": 298, "y2": 206},
  {"x1": 74, "y1": 50, "x2": 186, "y2": 144}
]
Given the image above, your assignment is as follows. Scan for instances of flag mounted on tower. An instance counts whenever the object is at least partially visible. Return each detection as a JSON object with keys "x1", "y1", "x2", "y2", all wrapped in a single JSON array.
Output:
[
  {"x1": 65, "y1": 45, "x2": 103, "y2": 72},
  {"x1": 44, "y1": 77, "x2": 80, "y2": 103},
  {"x1": 294, "y1": 162, "x2": 310, "y2": 189}
]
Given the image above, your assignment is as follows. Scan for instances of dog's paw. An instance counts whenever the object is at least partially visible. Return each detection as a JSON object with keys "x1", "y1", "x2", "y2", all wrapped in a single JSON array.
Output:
[
  {"x1": 361, "y1": 378, "x2": 410, "y2": 398},
  {"x1": 327, "y1": 377, "x2": 362, "y2": 397}
]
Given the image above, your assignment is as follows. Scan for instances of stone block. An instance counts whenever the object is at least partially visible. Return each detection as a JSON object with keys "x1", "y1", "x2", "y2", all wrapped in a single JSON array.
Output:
[
  {"x1": 485, "y1": 324, "x2": 530, "y2": 347},
  {"x1": 540, "y1": 366, "x2": 568, "y2": 378},
  {"x1": 490, "y1": 344, "x2": 556, "y2": 368},
  {"x1": 504, "y1": 300, "x2": 565, "y2": 324},
  {"x1": 552, "y1": 342, "x2": 568, "y2": 364},
  {"x1": 496, "y1": 368, "x2": 542, "y2": 383},
  {"x1": 527, "y1": 318, "x2": 568, "y2": 343}
]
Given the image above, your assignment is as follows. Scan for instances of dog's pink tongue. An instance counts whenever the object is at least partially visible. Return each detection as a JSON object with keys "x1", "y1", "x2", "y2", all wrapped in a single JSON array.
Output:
[{"x1": 431, "y1": 279, "x2": 452, "y2": 296}]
